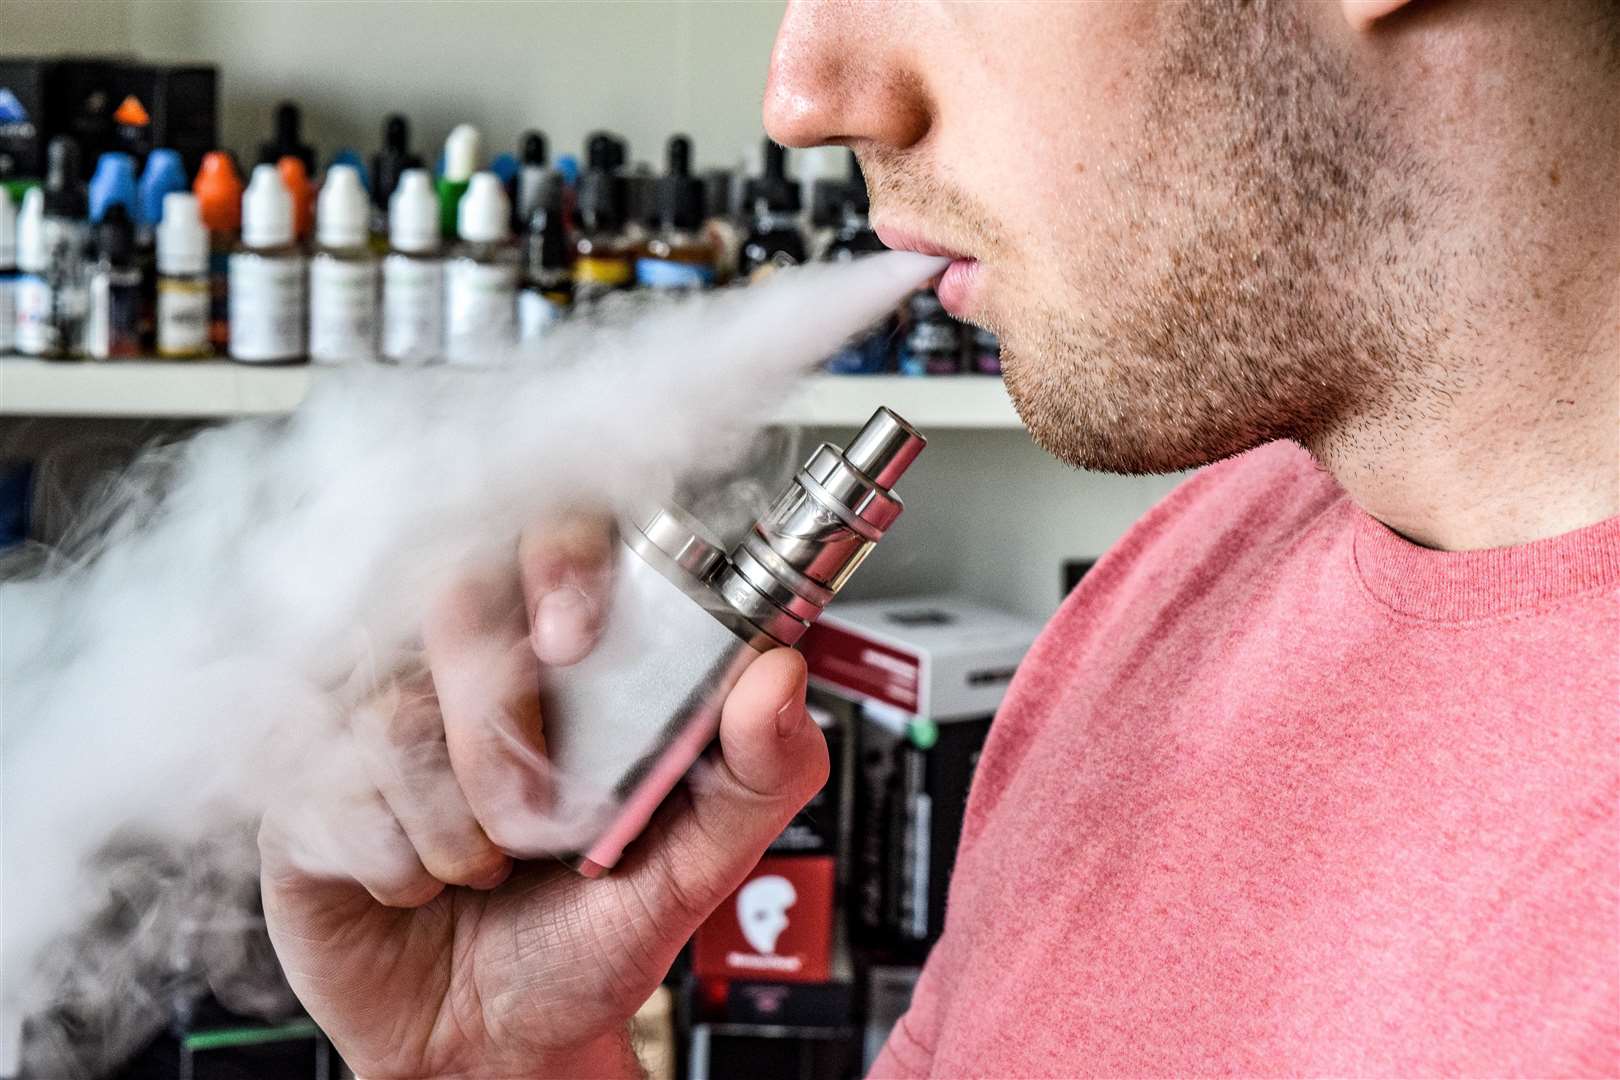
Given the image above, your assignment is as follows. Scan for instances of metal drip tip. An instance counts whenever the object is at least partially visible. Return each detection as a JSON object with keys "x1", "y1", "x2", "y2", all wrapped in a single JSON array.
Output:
[{"x1": 716, "y1": 407, "x2": 926, "y2": 645}]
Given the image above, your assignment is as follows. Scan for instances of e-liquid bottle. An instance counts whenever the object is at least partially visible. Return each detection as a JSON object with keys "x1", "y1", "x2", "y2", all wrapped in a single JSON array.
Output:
[
  {"x1": 194, "y1": 151, "x2": 244, "y2": 353},
  {"x1": 136, "y1": 149, "x2": 188, "y2": 350},
  {"x1": 370, "y1": 114, "x2": 420, "y2": 243},
  {"x1": 258, "y1": 102, "x2": 316, "y2": 173},
  {"x1": 229, "y1": 163, "x2": 306, "y2": 364},
  {"x1": 636, "y1": 136, "x2": 717, "y2": 291},
  {"x1": 308, "y1": 164, "x2": 379, "y2": 365},
  {"x1": 0, "y1": 185, "x2": 16, "y2": 355},
  {"x1": 444, "y1": 171, "x2": 518, "y2": 367},
  {"x1": 380, "y1": 168, "x2": 444, "y2": 365},
  {"x1": 822, "y1": 157, "x2": 893, "y2": 374},
  {"x1": 278, "y1": 156, "x2": 315, "y2": 245},
  {"x1": 437, "y1": 124, "x2": 481, "y2": 239},
  {"x1": 700, "y1": 168, "x2": 742, "y2": 284},
  {"x1": 85, "y1": 205, "x2": 142, "y2": 360},
  {"x1": 154, "y1": 192, "x2": 211, "y2": 359},
  {"x1": 518, "y1": 175, "x2": 573, "y2": 343},
  {"x1": 88, "y1": 152, "x2": 138, "y2": 227},
  {"x1": 897, "y1": 290, "x2": 962, "y2": 376},
  {"x1": 516, "y1": 130, "x2": 550, "y2": 227},
  {"x1": 739, "y1": 140, "x2": 806, "y2": 282},
  {"x1": 572, "y1": 170, "x2": 632, "y2": 305},
  {"x1": 13, "y1": 188, "x2": 49, "y2": 356},
  {"x1": 24, "y1": 137, "x2": 90, "y2": 360}
]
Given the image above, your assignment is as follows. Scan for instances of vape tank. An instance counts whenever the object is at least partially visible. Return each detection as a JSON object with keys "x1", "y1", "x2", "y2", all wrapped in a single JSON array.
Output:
[{"x1": 542, "y1": 406, "x2": 925, "y2": 876}]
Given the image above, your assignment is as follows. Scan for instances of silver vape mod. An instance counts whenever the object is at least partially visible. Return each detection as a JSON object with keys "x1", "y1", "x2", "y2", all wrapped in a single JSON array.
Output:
[{"x1": 542, "y1": 406, "x2": 925, "y2": 876}]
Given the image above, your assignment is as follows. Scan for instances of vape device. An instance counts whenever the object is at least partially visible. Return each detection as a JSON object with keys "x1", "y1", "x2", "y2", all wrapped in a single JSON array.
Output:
[{"x1": 542, "y1": 406, "x2": 925, "y2": 876}]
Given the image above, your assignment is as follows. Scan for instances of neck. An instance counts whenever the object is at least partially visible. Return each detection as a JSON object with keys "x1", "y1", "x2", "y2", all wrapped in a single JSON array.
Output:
[{"x1": 1316, "y1": 271, "x2": 1618, "y2": 552}]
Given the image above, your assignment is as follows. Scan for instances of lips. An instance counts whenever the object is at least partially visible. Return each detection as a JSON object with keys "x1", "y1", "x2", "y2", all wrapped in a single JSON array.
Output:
[{"x1": 874, "y1": 225, "x2": 983, "y2": 318}]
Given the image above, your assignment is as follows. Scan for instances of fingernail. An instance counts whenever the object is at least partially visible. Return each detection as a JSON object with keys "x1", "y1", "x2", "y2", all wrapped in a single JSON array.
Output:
[
  {"x1": 533, "y1": 586, "x2": 594, "y2": 666},
  {"x1": 776, "y1": 698, "x2": 806, "y2": 739}
]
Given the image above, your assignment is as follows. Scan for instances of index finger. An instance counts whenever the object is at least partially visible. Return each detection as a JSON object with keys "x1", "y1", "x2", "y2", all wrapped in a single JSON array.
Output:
[{"x1": 519, "y1": 513, "x2": 617, "y2": 667}]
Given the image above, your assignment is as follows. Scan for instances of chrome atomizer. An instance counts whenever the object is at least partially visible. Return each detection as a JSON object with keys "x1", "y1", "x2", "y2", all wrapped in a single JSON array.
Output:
[{"x1": 543, "y1": 406, "x2": 925, "y2": 875}]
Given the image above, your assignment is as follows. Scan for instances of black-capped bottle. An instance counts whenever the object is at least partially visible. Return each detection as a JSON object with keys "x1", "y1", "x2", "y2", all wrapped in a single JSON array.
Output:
[
  {"x1": 370, "y1": 114, "x2": 420, "y2": 242},
  {"x1": 20, "y1": 137, "x2": 91, "y2": 359},
  {"x1": 897, "y1": 290, "x2": 962, "y2": 376},
  {"x1": 572, "y1": 169, "x2": 633, "y2": 305},
  {"x1": 636, "y1": 135, "x2": 717, "y2": 291},
  {"x1": 822, "y1": 157, "x2": 893, "y2": 374},
  {"x1": 518, "y1": 175, "x2": 573, "y2": 343},
  {"x1": 515, "y1": 130, "x2": 551, "y2": 229},
  {"x1": 739, "y1": 140, "x2": 805, "y2": 282}
]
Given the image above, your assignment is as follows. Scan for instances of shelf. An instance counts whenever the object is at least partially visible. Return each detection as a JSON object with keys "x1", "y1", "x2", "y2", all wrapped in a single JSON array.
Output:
[{"x1": 0, "y1": 358, "x2": 1022, "y2": 428}]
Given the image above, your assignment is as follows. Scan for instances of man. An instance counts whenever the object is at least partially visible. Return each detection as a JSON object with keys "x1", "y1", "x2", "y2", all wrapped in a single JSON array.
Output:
[{"x1": 260, "y1": 0, "x2": 1619, "y2": 1075}]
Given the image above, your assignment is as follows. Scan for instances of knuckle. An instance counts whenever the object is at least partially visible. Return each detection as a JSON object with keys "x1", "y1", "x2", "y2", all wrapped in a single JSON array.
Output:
[
  {"x1": 367, "y1": 871, "x2": 443, "y2": 909},
  {"x1": 421, "y1": 842, "x2": 508, "y2": 888}
]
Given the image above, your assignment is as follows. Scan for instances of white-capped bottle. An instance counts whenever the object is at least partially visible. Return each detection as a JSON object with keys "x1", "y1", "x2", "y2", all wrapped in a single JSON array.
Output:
[
  {"x1": 443, "y1": 171, "x2": 518, "y2": 367},
  {"x1": 308, "y1": 164, "x2": 378, "y2": 364},
  {"x1": 229, "y1": 164, "x2": 305, "y2": 363},
  {"x1": 380, "y1": 168, "x2": 444, "y2": 365},
  {"x1": 13, "y1": 188, "x2": 51, "y2": 357},
  {"x1": 0, "y1": 186, "x2": 15, "y2": 355},
  {"x1": 155, "y1": 191, "x2": 211, "y2": 359}
]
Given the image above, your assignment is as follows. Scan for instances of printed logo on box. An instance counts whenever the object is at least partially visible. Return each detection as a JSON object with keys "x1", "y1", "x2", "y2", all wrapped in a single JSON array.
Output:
[
  {"x1": 0, "y1": 88, "x2": 34, "y2": 138},
  {"x1": 692, "y1": 856, "x2": 834, "y2": 984}
]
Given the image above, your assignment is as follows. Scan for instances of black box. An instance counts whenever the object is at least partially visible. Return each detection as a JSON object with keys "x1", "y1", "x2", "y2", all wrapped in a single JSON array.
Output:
[
  {"x1": 0, "y1": 58, "x2": 217, "y2": 181},
  {"x1": 848, "y1": 707, "x2": 991, "y2": 958}
]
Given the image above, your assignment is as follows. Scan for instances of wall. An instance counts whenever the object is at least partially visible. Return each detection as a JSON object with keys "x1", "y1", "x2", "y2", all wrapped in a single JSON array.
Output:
[
  {"x1": 0, "y1": 1, "x2": 133, "y2": 57},
  {"x1": 120, "y1": 0, "x2": 787, "y2": 171}
]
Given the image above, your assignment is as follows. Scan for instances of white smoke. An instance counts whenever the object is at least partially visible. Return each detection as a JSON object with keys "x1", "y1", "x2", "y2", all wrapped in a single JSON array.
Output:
[{"x1": 0, "y1": 251, "x2": 944, "y2": 1078}]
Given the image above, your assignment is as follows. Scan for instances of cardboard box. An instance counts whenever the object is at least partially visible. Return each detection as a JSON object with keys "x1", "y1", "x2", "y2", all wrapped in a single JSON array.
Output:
[
  {"x1": 802, "y1": 594, "x2": 1042, "y2": 721},
  {"x1": 0, "y1": 58, "x2": 217, "y2": 181}
]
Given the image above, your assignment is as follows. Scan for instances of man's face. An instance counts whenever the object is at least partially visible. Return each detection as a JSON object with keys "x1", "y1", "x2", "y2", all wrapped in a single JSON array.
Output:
[{"x1": 766, "y1": 1, "x2": 1446, "y2": 474}]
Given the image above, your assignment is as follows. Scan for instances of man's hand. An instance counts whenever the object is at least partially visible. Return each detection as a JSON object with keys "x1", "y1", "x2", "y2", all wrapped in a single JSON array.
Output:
[{"x1": 259, "y1": 516, "x2": 829, "y2": 1079}]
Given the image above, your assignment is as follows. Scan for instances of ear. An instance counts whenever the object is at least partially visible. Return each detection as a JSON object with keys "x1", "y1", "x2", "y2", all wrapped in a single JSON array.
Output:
[{"x1": 1341, "y1": 0, "x2": 1417, "y2": 31}]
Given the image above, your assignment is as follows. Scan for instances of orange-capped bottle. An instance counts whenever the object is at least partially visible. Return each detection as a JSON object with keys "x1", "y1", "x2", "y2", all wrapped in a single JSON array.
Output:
[{"x1": 193, "y1": 150, "x2": 244, "y2": 351}]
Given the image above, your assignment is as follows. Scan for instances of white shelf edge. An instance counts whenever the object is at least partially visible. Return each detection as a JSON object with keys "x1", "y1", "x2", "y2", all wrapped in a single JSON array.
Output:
[{"x1": 0, "y1": 358, "x2": 1021, "y2": 429}]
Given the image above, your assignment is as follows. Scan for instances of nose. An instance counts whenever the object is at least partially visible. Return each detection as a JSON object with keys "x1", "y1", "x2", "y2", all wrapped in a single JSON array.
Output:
[{"x1": 764, "y1": 0, "x2": 931, "y2": 151}]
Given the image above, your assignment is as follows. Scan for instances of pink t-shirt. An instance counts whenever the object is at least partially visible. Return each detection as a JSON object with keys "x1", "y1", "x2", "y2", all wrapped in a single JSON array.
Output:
[{"x1": 872, "y1": 440, "x2": 1619, "y2": 1078}]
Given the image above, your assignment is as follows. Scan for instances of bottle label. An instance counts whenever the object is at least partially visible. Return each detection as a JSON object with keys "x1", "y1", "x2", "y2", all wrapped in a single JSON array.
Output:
[
  {"x1": 156, "y1": 277, "x2": 211, "y2": 358},
  {"x1": 634, "y1": 258, "x2": 715, "y2": 290},
  {"x1": 309, "y1": 257, "x2": 379, "y2": 364},
  {"x1": 228, "y1": 253, "x2": 305, "y2": 362},
  {"x1": 444, "y1": 259, "x2": 517, "y2": 367},
  {"x1": 572, "y1": 255, "x2": 632, "y2": 305},
  {"x1": 0, "y1": 273, "x2": 14, "y2": 353},
  {"x1": 381, "y1": 255, "x2": 444, "y2": 365},
  {"x1": 14, "y1": 274, "x2": 57, "y2": 355},
  {"x1": 85, "y1": 269, "x2": 142, "y2": 360}
]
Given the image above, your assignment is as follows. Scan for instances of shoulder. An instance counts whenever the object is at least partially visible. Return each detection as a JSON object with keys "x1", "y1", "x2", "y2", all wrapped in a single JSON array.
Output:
[
  {"x1": 960, "y1": 441, "x2": 1343, "y2": 831},
  {"x1": 1044, "y1": 438, "x2": 1339, "y2": 667}
]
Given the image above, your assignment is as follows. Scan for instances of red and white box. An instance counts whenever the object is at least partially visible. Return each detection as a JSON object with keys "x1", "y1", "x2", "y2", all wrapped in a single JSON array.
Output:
[
  {"x1": 801, "y1": 594, "x2": 1043, "y2": 720},
  {"x1": 692, "y1": 855, "x2": 836, "y2": 984}
]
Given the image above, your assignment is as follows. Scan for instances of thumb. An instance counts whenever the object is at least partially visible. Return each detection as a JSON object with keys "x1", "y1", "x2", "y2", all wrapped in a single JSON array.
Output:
[{"x1": 614, "y1": 648, "x2": 827, "y2": 930}]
